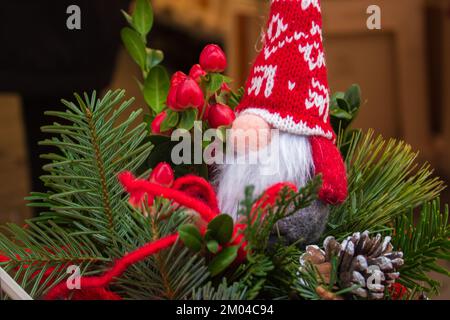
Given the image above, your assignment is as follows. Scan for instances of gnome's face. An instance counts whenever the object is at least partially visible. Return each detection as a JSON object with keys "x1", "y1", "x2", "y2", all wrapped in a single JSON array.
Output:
[{"x1": 216, "y1": 114, "x2": 314, "y2": 218}]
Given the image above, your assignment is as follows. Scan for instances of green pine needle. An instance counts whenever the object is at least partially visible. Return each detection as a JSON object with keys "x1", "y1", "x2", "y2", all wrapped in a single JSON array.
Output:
[
  {"x1": 28, "y1": 90, "x2": 153, "y2": 246},
  {"x1": 392, "y1": 199, "x2": 450, "y2": 295},
  {"x1": 327, "y1": 130, "x2": 444, "y2": 238}
]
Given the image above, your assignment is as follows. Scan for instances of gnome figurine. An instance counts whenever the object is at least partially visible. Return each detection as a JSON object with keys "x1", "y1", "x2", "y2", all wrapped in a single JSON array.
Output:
[{"x1": 216, "y1": 0, "x2": 348, "y2": 245}]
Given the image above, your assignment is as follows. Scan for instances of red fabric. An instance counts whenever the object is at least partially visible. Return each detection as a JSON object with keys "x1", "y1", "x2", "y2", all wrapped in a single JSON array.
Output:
[
  {"x1": 236, "y1": 0, "x2": 334, "y2": 140},
  {"x1": 172, "y1": 175, "x2": 220, "y2": 214},
  {"x1": 45, "y1": 234, "x2": 179, "y2": 300},
  {"x1": 119, "y1": 172, "x2": 218, "y2": 222},
  {"x1": 310, "y1": 136, "x2": 348, "y2": 204}
]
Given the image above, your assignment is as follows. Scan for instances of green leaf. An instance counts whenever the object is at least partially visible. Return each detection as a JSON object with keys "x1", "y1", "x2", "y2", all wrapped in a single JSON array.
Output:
[
  {"x1": 209, "y1": 246, "x2": 239, "y2": 276},
  {"x1": 132, "y1": 0, "x2": 154, "y2": 36},
  {"x1": 179, "y1": 224, "x2": 203, "y2": 252},
  {"x1": 206, "y1": 214, "x2": 234, "y2": 244},
  {"x1": 331, "y1": 108, "x2": 353, "y2": 120},
  {"x1": 121, "y1": 27, "x2": 147, "y2": 70},
  {"x1": 178, "y1": 109, "x2": 198, "y2": 131},
  {"x1": 208, "y1": 73, "x2": 225, "y2": 93},
  {"x1": 229, "y1": 87, "x2": 245, "y2": 109},
  {"x1": 216, "y1": 127, "x2": 228, "y2": 143},
  {"x1": 207, "y1": 240, "x2": 219, "y2": 254},
  {"x1": 147, "y1": 48, "x2": 164, "y2": 69},
  {"x1": 216, "y1": 91, "x2": 228, "y2": 105},
  {"x1": 144, "y1": 66, "x2": 170, "y2": 113},
  {"x1": 121, "y1": 9, "x2": 133, "y2": 26},
  {"x1": 336, "y1": 98, "x2": 350, "y2": 111},
  {"x1": 345, "y1": 84, "x2": 362, "y2": 110},
  {"x1": 332, "y1": 92, "x2": 345, "y2": 101},
  {"x1": 161, "y1": 109, "x2": 179, "y2": 132}
]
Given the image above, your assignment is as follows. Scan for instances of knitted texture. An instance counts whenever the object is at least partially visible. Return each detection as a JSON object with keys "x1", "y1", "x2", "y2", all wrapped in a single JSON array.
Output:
[
  {"x1": 236, "y1": 0, "x2": 334, "y2": 140},
  {"x1": 310, "y1": 136, "x2": 348, "y2": 204}
]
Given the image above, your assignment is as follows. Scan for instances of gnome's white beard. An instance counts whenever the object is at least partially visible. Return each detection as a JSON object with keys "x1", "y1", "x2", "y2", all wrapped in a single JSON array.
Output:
[{"x1": 215, "y1": 132, "x2": 314, "y2": 219}]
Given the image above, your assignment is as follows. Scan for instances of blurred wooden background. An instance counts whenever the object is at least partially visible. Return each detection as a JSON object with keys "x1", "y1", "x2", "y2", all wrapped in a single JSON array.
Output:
[{"x1": 0, "y1": 0, "x2": 449, "y2": 296}]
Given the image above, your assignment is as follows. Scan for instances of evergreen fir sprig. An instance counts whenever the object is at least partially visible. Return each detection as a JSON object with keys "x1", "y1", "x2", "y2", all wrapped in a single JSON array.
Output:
[
  {"x1": 1, "y1": 90, "x2": 154, "y2": 298},
  {"x1": 229, "y1": 253, "x2": 274, "y2": 299},
  {"x1": 112, "y1": 198, "x2": 210, "y2": 300},
  {"x1": 28, "y1": 90, "x2": 153, "y2": 247},
  {"x1": 193, "y1": 279, "x2": 247, "y2": 300},
  {"x1": 328, "y1": 130, "x2": 444, "y2": 238},
  {"x1": 0, "y1": 220, "x2": 108, "y2": 298},
  {"x1": 392, "y1": 200, "x2": 450, "y2": 295}
]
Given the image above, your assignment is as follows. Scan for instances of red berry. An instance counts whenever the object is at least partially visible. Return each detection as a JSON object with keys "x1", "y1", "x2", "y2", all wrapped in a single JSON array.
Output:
[
  {"x1": 170, "y1": 71, "x2": 187, "y2": 87},
  {"x1": 208, "y1": 103, "x2": 236, "y2": 128},
  {"x1": 176, "y1": 77, "x2": 205, "y2": 110},
  {"x1": 201, "y1": 104, "x2": 211, "y2": 120},
  {"x1": 200, "y1": 44, "x2": 227, "y2": 73},
  {"x1": 166, "y1": 85, "x2": 181, "y2": 111},
  {"x1": 167, "y1": 72, "x2": 188, "y2": 111},
  {"x1": 189, "y1": 64, "x2": 207, "y2": 83},
  {"x1": 149, "y1": 162, "x2": 174, "y2": 187},
  {"x1": 151, "y1": 111, "x2": 171, "y2": 135},
  {"x1": 389, "y1": 283, "x2": 408, "y2": 300}
]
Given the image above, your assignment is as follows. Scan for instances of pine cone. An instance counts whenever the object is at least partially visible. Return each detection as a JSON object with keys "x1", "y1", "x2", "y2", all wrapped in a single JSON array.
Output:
[{"x1": 300, "y1": 231, "x2": 404, "y2": 300}]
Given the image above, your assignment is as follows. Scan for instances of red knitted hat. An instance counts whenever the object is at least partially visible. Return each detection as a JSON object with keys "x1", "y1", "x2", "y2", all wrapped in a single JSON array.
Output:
[{"x1": 236, "y1": 0, "x2": 334, "y2": 140}]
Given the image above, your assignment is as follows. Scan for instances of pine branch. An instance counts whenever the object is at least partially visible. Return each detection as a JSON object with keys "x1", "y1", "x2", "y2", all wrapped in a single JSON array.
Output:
[
  {"x1": 112, "y1": 199, "x2": 209, "y2": 300},
  {"x1": 327, "y1": 130, "x2": 444, "y2": 238},
  {"x1": 27, "y1": 90, "x2": 153, "y2": 247},
  {"x1": 0, "y1": 220, "x2": 108, "y2": 298},
  {"x1": 229, "y1": 253, "x2": 274, "y2": 300},
  {"x1": 264, "y1": 244, "x2": 302, "y2": 300},
  {"x1": 193, "y1": 279, "x2": 247, "y2": 300},
  {"x1": 391, "y1": 200, "x2": 450, "y2": 295}
]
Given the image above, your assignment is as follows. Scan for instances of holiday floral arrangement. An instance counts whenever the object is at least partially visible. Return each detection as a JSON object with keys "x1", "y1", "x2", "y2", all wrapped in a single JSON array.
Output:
[{"x1": 0, "y1": 0, "x2": 449, "y2": 300}]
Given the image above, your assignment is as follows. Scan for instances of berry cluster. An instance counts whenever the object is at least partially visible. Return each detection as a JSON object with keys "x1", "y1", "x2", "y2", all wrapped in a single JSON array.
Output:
[{"x1": 151, "y1": 44, "x2": 236, "y2": 135}]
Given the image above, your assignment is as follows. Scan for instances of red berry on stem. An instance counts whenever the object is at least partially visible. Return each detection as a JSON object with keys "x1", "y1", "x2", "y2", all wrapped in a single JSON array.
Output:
[
  {"x1": 189, "y1": 64, "x2": 207, "y2": 83},
  {"x1": 170, "y1": 71, "x2": 187, "y2": 87},
  {"x1": 167, "y1": 85, "x2": 181, "y2": 111},
  {"x1": 200, "y1": 44, "x2": 227, "y2": 73},
  {"x1": 167, "y1": 71, "x2": 188, "y2": 111},
  {"x1": 149, "y1": 162, "x2": 175, "y2": 187},
  {"x1": 208, "y1": 103, "x2": 236, "y2": 128},
  {"x1": 151, "y1": 111, "x2": 170, "y2": 135},
  {"x1": 176, "y1": 77, "x2": 205, "y2": 110}
]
